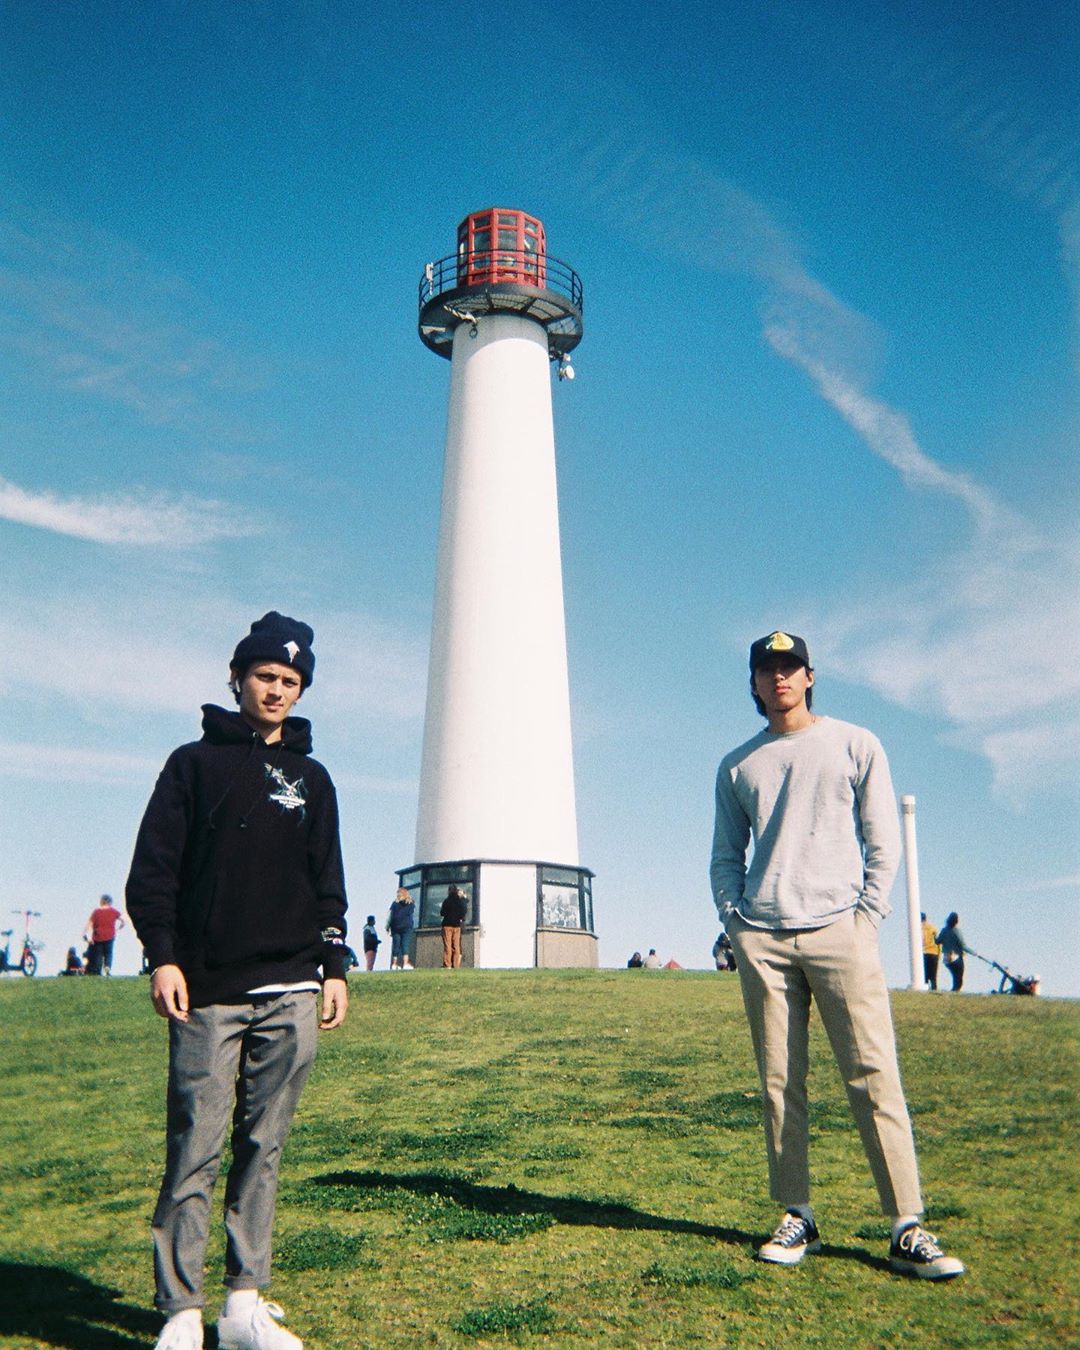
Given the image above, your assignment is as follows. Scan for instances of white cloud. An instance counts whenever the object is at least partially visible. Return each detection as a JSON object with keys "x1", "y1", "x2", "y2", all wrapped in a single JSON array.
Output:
[
  {"x1": 0, "y1": 740, "x2": 162, "y2": 785},
  {"x1": 4, "y1": 590, "x2": 428, "y2": 730},
  {"x1": 0, "y1": 202, "x2": 267, "y2": 432},
  {"x1": 311, "y1": 610, "x2": 428, "y2": 725},
  {"x1": 975, "y1": 719, "x2": 1080, "y2": 802},
  {"x1": 0, "y1": 474, "x2": 263, "y2": 546},
  {"x1": 763, "y1": 323, "x2": 1011, "y2": 535},
  {"x1": 761, "y1": 280, "x2": 1079, "y2": 803},
  {"x1": 545, "y1": 92, "x2": 1078, "y2": 804},
  {"x1": 1029, "y1": 874, "x2": 1080, "y2": 891},
  {"x1": 544, "y1": 97, "x2": 1079, "y2": 799},
  {"x1": 1060, "y1": 201, "x2": 1080, "y2": 374},
  {"x1": 6, "y1": 603, "x2": 227, "y2": 716}
]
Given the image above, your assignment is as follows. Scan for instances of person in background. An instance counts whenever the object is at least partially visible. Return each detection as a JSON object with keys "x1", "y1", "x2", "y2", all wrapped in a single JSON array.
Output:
[
  {"x1": 936, "y1": 913, "x2": 970, "y2": 992},
  {"x1": 711, "y1": 629, "x2": 964, "y2": 1280},
  {"x1": 84, "y1": 894, "x2": 126, "y2": 975},
  {"x1": 626, "y1": 951, "x2": 644, "y2": 968},
  {"x1": 712, "y1": 930, "x2": 737, "y2": 972},
  {"x1": 440, "y1": 885, "x2": 468, "y2": 968},
  {"x1": 642, "y1": 949, "x2": 660, "y2": 969},
  {"x1": 920, "y1": 913, "x2": 940, "y2": 990},
  {"x1": 61, "y1": 946, "x2": 84, "y2": 976},
  {"x1": 126, "y1": 611, "x2": 349, "y2": 1350},
  {"x1": 362, "y1": 915, "x2": 381, "y2": 971},
  {"x1": 387, "y1": 888, "x2": 416, "y2": 970}
]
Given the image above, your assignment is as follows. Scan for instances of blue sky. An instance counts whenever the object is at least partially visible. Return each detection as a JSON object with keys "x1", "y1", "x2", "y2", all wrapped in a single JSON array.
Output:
[{"x1": 2, "y1": 1, "x2": 1077, "y2": 993}]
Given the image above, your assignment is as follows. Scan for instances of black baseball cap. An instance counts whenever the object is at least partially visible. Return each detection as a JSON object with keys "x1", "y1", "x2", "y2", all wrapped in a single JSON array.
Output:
[{"x1": 749, "y1": 631, "x2": 811, "y2": 671}]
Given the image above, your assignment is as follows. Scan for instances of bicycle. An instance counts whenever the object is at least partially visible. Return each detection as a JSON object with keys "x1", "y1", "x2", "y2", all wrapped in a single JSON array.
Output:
[{"x1": 0, "y1": 910, "x2": 44, "y2": 977}]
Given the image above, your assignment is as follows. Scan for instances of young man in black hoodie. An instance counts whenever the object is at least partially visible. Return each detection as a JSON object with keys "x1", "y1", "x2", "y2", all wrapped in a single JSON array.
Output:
[{"x1": 127, "y1": 612, "x2": 349, "y2": 1350}]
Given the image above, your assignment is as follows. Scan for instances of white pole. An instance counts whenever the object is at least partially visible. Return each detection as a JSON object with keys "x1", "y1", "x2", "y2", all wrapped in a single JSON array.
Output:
[{"x1": 900, "y1": 794, "x2": 925, "y2": 990}]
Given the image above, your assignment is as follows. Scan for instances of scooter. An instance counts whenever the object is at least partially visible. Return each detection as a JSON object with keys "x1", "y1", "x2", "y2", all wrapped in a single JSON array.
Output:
[{"x1": 0, "y1": 910, "x2": 43, "y2": 977}]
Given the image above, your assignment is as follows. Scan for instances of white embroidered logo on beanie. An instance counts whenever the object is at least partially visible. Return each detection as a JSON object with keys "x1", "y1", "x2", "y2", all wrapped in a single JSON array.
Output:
[{"x1": 283, "y1": 640, "x2": 300, "y2": 663}]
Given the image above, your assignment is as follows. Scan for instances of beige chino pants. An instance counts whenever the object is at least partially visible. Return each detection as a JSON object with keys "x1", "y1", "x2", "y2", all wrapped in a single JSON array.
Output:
[{"x1": 727, "y1": 907, "x2": 922, "y2": 1218}]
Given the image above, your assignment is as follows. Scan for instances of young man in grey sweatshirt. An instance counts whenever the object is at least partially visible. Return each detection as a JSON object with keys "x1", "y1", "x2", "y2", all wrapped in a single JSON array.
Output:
[{"x1": 710, "y1": 630, "x2": 964, "y2": 1279}]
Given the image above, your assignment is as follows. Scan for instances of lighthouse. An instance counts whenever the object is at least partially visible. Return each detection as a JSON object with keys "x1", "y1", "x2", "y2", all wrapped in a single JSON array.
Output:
[{"x1": 397, "y1": 208, "x2": 596, "y2": 969}]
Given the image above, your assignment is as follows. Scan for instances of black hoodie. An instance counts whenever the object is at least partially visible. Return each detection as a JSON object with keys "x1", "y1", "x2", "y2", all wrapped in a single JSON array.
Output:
[{"x1": 126, "y1": 704, "x2": 348, "y2": 1006}]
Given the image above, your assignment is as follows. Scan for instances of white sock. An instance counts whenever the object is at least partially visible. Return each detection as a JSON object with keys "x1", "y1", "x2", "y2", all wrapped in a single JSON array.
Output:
[
  {"x1": 891, "y1": 1215, "x2": 920, "y2": 1242},
  {"x1": 223, "y1": 1289, "x2": 259, "y2": 1319}
]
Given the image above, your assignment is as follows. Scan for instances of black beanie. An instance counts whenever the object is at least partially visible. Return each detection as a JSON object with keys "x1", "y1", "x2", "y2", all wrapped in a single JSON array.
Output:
[{"x1": 231, "y1": 611, "x2": 316, "y2": 687}]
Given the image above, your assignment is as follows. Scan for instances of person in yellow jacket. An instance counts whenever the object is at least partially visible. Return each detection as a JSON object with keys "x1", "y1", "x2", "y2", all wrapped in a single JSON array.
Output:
[{"x1": 920, "y1": 913, "x2": 940, "y2": 990}]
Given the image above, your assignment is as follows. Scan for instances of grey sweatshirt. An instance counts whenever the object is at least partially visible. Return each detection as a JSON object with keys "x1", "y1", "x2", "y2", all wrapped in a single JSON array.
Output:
[{"x1": 710, "y1": 716, "x2": 901, "y2": 930}]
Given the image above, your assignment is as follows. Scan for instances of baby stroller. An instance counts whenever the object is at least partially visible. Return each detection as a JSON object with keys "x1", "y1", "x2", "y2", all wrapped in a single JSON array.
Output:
[{"x1": 972, "y1": 951, "x2": 1039, "y2": 996}]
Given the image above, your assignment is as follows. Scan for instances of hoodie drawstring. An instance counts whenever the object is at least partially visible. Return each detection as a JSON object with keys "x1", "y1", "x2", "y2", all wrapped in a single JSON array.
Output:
[
  {"x1": 206, "y1": 734, "x2": 262, "y2": 832},
  {"x1": 237, "y1": 739, "x2": 287, "y2": 830}
]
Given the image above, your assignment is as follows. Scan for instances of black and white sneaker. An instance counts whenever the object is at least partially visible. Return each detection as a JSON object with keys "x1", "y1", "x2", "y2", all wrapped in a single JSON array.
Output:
[
  {"x1": 757, "y1": 1211, "x2": 822, "y2": 1265},
  {"x1": 889, "y1": 1223, "x2": 965, "y2": 1280}
]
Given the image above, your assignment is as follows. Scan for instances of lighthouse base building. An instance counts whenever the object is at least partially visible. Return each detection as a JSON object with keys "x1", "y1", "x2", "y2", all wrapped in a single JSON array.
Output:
[
  {"x1": 399, "y1": 209, "x2": 597, "y2": 969},
  {"x1": 396, "y1": 860, "x2": 596, "y2": 970}
]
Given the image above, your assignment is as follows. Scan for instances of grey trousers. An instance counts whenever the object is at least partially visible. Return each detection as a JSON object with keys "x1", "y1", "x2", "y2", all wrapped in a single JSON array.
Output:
[
  {"x1": 152, "y1": 991, "x2": 318, "y2": 1312},
  {"x1": 727, "y1": 908, "x2": 923, "y2": 1218}
]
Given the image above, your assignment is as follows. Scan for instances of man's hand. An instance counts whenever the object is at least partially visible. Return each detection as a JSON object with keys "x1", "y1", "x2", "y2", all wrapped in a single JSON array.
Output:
[
  {"x1": 150, "y1": 964, "x2": 190, "y2": 1022},
  {"x1": 319, "y1": 978, "x2": 348, "y2": 1030}
]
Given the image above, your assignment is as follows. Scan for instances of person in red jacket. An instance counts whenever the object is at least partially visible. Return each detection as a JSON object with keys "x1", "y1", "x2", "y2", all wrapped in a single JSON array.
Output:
[
  {"x1": 84, "y1": 894, "x2": 125, "y2": 975},
  {"x1": 127, "y1": 612, "x2": 349, "y2": 1350}
]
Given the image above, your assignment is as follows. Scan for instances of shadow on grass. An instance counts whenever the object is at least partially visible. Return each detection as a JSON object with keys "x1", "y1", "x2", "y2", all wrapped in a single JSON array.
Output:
[
  {"x1": 307, "y1": 1171, "x2": 892, "y2": 1271},
  {"x1": 310, "y1": 1168, "x2": 759, "y2": 1246},
  {"x1": 819, "y1": 1243, "x2": 891, "y2": 1273},
  {"x1": 0, "y1": 1261, "x2": 160, "y2": 1349}
]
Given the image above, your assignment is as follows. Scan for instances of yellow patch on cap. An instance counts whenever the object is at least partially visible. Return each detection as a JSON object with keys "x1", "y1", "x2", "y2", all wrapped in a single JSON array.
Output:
[{"x1": 765, "y1": 631, "x2": 795, "y2": 651}]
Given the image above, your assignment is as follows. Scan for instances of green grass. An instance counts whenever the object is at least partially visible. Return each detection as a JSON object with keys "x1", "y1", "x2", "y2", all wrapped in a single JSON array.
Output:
[{"x1": 0, "y1": 970, "x2": 1076, "y2": 1347}]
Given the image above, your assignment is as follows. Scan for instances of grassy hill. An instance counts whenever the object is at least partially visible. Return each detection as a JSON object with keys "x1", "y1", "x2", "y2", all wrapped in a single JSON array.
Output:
[{"x1": 0, "y1": 971, "x2": 1076, "y2": 1348}]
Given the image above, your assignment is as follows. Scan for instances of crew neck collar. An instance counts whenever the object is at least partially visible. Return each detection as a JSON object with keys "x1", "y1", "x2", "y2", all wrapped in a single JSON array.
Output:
[{"x1": 766, "y1": 714, "x2": 825, "y2": 738}]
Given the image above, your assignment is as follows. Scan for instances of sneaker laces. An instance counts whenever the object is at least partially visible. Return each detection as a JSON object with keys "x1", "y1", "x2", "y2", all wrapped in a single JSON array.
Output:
[
  {"x1": 900, "y1": 1225, "x2": 943, "y2": 1259},
  {"x1": 772, "y1": 1213, "x2": 807, "y2": 1245},
  {"x1": 252, "y1": 1300, "x2": 288, "y2": 1329}
]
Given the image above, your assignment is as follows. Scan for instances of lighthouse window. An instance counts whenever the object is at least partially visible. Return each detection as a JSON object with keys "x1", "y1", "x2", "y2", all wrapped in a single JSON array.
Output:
[
  {"x1": 538, "y1": 866, "x2": 593, "y2": 931},
  {"x1": 473, "y1": 228, "x2": 491, "y2": 252},
  {"x1": 416, "y1": 862, "x2": 477, "y2": 928},
  {"x1": 540, "y1": 884, "x2": 580, "y2": 929},
  {"x1": 497, "y1": 213, "x2": 517, "y2": 224},
  {"x1": 420, "y1": 881, "x2": 475, "y2": 929}
]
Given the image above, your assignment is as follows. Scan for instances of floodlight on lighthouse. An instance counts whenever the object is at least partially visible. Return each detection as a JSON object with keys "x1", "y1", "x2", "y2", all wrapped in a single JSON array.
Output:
[{"x1": 400, "y1": 208, "x2": 595, "y2": 970}]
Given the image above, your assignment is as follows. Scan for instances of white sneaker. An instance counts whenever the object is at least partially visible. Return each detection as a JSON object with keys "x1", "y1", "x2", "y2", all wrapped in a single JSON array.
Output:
[
  {"x1": 757, "y1": 1211, "x2": 822, "y2": 1265},
  {"x1": 889, "y1": 1223, "x2": 965, "y2": 1280},
  {"x1": 154, "y1": 1311, "x2": 204, "y2": 1350},
  {"x1": 403, "y1": 960, "x2": 414, "y2": 970},
  {"x1": 218, "y1": 1298, "x2": 302, "y2": 1349}
]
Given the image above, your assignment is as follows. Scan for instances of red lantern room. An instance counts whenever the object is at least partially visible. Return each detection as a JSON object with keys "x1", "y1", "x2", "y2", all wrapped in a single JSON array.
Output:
[
  {"x1": 457, "y1": 208, "x2": 546, "y2": 288},
  {"x1": 418, "y1": 207, "x2": 582, "y2": 361}
]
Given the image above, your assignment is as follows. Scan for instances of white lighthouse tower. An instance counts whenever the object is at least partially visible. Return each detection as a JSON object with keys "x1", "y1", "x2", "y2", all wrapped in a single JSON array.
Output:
[{"x1": 398, "y1": 208, "x2": 596, "y2": 969}]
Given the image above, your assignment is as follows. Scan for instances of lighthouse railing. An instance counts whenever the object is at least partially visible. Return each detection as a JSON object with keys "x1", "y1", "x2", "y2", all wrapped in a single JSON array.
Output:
[{"x1": 419, "y1": 250, "x2": 583, "y2": 315}]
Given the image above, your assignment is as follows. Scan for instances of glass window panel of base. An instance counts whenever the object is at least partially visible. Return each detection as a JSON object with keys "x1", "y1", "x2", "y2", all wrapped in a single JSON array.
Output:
[
  {"x1": 421, "y1": 881, "x2": 475, "y2": 928},
  {"x1": 540, "y1": 883, "x2": 582, "y2": 929},
  {"x1": 542, "y1": 866, "x2": 582, "y2": 887}
]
